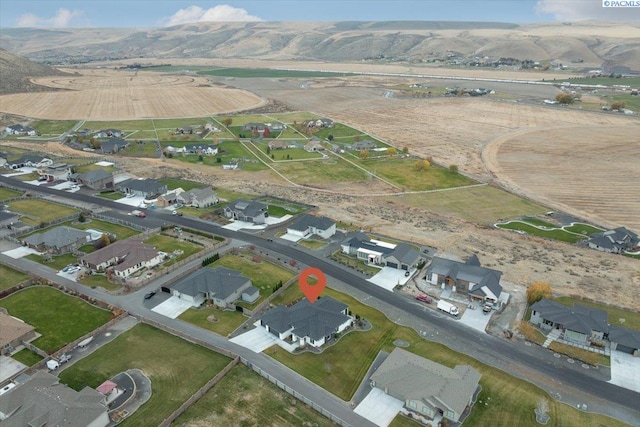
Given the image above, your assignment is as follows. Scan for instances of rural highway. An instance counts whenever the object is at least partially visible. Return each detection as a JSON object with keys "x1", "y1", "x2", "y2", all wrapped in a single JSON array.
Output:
[{"x1": 2, "y1": 176, "x2": 640, "y2": 425}]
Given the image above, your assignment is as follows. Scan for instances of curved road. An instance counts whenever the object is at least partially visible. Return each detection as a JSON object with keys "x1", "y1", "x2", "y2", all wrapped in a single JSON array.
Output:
[{"x1": 2, "y1": 176, "x2": 639, "y2": 424}]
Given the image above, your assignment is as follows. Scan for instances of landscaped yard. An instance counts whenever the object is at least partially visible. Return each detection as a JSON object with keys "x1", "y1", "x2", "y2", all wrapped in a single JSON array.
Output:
[
  {"x1": 179, "y1": 306, "x2": 248, "y2": 337},
  {"x1": 159, "y1": 177, "x2": 205, "y2": 191},
  {"x1": 297, "y1": 239, "x2": 328, "y2": 250},
  {"x1": 7, "y1": 200, "x2": 78, "y2": 226},
  {"x1": 143, "y1": 234, "x2": 203, "y2": 264},
  {"x1": 555, "y1": 296, "x2": 640, "y2": 331},
  {"x1": 58, "y1": 323, "x2": 231, "y2": 427},
  {"x1": 11, "y1": 348, "x2": 43, "y2": 366},
  {"x1": 330, "y1": 251, "x2": 382, "y2": 276},
  {"x1": 96, "y1": 191, "x2": 125, "y2": 200},
  {"x1": 548, "y1": 341, "x2": 610, "y2": 367},
  {"x1": 265, "y1": 286, "x2": 626, "y2": 427},
  {"x1": 172, "y1": 364, "x2": 334, "y2": 427},
  {"x1": 496, "y1": 221, "x2": 587, "y2": 243},
  {"x1": 0, "y1": 264, "x2": 28, "y2": 291},
  {"x1": 0, "y1": 286, "x2": 112, "y2": 354},
  {"x1": 563, "y1": 223, "x2": 605, "y2": 235},
  {"x1": 31, "y1": 120, "x2": 77, "y2": 135},
  {"x1": 0, "y1": 187, "x2": 22, "y2": 200},
  {"x1": 79, "y1": 274, "x2": 121, "y2": 292},
  {"x1": 25, "y1": 252, "x2": 77, "y2": 271}
]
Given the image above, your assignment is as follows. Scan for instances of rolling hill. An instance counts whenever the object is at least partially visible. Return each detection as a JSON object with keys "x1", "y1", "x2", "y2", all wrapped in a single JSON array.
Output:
[{"x1": 0, "y1": 48, "x2": 68, "y2": 95}]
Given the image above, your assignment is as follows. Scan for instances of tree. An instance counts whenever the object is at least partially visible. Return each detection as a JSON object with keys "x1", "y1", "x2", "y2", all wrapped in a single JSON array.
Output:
[
  {"x1": 216, "y1": 157, "x2": 222, "y2": 163},
  {"x1": 95, "y1": 233, "x2": 111, "y2": 250},
  {"x1": 221, "y1": 117, "x2": 233, "y2": 127},
  {"x1": 610, "y1": 101, "x2": 626, "y2": 110},
  {"x1": 555, "y1": 93, "x2": 574, "y2": 104},
  {"x1": 327, "y1": 134, "x2": 334, "y2": 141},
  {"x1": 387, "y1": 147, "x2": 397, "y2": 156},
  {"x1": 359, "y1": 150, "x2": 370, "y2": 159},
  {"x1": 198, "y1": 155, "x2": 204, "y2": 162},
  {"x1": 414, "y1": 160, "x2": 430, "y2": 171},
  {"x1": 402, "y1": 146, "x2": 409, "y2": 154},
  {"x1": 449, "y1": 164, "x2": 458, "y2": 174},
  {"x1": 526, "y1": 281, "x2": 552, "y2": 305}
]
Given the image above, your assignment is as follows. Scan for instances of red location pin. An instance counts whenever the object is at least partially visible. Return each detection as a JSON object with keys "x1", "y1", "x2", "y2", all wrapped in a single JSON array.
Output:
[{"x1": 298, "y1": 267, "x2": 326, "y2": 304}]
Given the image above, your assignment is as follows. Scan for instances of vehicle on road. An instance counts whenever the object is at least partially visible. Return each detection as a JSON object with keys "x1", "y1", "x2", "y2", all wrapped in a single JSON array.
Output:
[
  {"x1": 144, "y1": 291, "x2": 156, "y2": 300},
  {"x1": 131, "y1": 210, "x2": 146, "y2": 218},
  {"x1": 415, "y1": 294, "x2": 432, "y2": 304},
  {"x1": 437, "y1": 300, "x2": 459, "y2": 316},
  {"x1": 172, "y1": 210, "x2": 183, "y2": 216}
]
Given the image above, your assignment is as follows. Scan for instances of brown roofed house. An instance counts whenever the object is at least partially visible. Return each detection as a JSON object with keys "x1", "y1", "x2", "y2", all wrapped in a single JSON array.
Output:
[
  {"x1": 0, "y1": 312, "x2": 36, "y2": 355},
  {"x1": 80, "y1": 239, "x2": 165, "y2": 278}
]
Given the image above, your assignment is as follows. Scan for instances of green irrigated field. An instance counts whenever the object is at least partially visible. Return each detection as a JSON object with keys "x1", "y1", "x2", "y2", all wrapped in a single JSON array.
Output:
[
  {"x1": 219, "y1": 114, "x2": 272, "y2": 127},
  {"x1": 0, "y1": 286, "x2": 112, "y2": 354},
  {"x1": 172, "y1": 364, "x2": 334, "y2": 427},
  {"x1": 31, "y1": 120, "x2": 77, "y2": 135},
  {"x1": 314, "y1": 122, "x2": 363, "y2": 139},
  {"x1": 264, "y1": 111, "x2": 318, "y2": 122},
  {"x1": 272, "y1": 156, "x2": 369, "y2": 185},
  {"x1": 496, "y1": 221, "x2": 586, "y2": 243},
  {"x1": 58, "y1": 323, "x2": 231, "y2": 427},
  {"x1": 7, "y1": 200, "x2": 78, "y2": 226},
  {"x1": 0, "y1": 264, "x2": 28, "y2": 291},
  {"x1": 198, "y1": 67, "x2": 352, "y2": 78},
  {"x1": 559, "y1": 77, "x2": 640, "y2": 87},
  {"x1": 152, "y1": 117, "x2": 209, "y2": 129},
  {"x1": 82, "y1": 119, "x2": 154, "y2": 131}
]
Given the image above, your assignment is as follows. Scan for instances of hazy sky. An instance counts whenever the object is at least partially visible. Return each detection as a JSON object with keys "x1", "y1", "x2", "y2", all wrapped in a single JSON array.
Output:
[{"x1": 0, "y1": 0, "x2": 638, "y2": 28}]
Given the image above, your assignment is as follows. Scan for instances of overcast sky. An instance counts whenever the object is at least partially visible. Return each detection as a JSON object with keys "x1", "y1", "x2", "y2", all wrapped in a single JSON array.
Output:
[{"x1": 0, "y1": 0, "x2": 638, "y2": 28}]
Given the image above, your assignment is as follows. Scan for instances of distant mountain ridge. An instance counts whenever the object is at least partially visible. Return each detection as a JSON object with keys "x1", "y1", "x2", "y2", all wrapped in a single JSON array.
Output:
[
  {"x1": 0, "y1": 21, "x2": 638, "y2": 71},
  {"x1": 0, "y1": 48, "x2": 68, "y2": 95}
]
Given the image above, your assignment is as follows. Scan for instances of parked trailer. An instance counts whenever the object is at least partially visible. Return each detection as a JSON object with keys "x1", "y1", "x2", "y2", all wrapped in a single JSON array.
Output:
[{"x1": 437, "y1": 300, "x2": 459, "y2": 316}]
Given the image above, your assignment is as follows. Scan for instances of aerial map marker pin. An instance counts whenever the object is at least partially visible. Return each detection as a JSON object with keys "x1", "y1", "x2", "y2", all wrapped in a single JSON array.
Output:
[{"x1": 298, "y1": 267, "x2": 326, "y2": 303}]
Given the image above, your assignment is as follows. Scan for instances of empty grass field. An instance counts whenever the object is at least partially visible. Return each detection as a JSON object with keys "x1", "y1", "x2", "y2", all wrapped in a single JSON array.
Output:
[
  {"x1": 7, "y1": 199, "x2": 78, "y2": 226},
  {"x1": 0, "y1": 264, "x2": 28, "y2": 291},
  {"x1": 179, "y1": 306, "x2": 248, "y2": 337},
  {"x1": 0, "y1": 187, "x2": 22, "y2": 200},
  {"x1": 263, "y1": 112, "x2": 318, "y2": 122},
  {"x1": 159, "y1": 177, "x2": 204, "y2": 191},
  {"x1": 82, "y1": 119, "x2": 154, "y2": 131},
  {"x1": 58, "y1": 323, "x2": 231, "y2": 427},
  {"x1": 118, "y1": 140, "x2": 160, "y2": 158},
  {"x1": 31, "y1": 120, "x2": 77, "y2": 135},
  {"x1": 273, "y1": 156, "x2": 369, "y2": 185},
  {"x1": 394, "y1": 186, "x2": 548, "y2": 225},
  {"x1": 172, "y1": 364, "x2": 333, "y2": 427},
  {"x1": 0, "y1": 286, "x2": 112, "y2": 354},
  {"x1": 297, "y1": 239, "x2": 328, "y2": 250},
  {"x1": 265, "y1": 286, "x2": 626, "y2": 427}
]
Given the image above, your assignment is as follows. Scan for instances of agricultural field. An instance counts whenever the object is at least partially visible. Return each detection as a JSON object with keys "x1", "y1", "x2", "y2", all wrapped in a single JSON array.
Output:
[
  {"x1": 58, "y1": 323, "x2": 231, "y2": 427},
  {"x1": 198, "y1": 67, "x2": 353, "y2": 78},
  {"x1": 7, "y1": 199, "x2": 78, "y2": 225},
  {"x1": 0, "y1": 264, "x2": 28, "y2": 291},
  {"x1": 172, "y1": 364, "x2": 334, "y2": 427},
  {"x1": 0, "y1": 286, "x2": 112, "y2": 354},
  {"x1": 82, "y1": 119, "x2": 154, "y2": 131},
  {"x1": 559, "y1": 77, "x2": 640, "y2": 87}
]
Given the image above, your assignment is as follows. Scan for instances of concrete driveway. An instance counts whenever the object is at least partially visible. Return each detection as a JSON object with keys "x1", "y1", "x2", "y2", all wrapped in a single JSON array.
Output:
[
  {"x1": 0, "y1": 356, "x2": 27, "y2": 383},
  {"x1": 1, "y1": 246, "x2": 40, "y2": 259},
  {"x1": 230, "y1": 325, "x2": 281, "y2": 353},
  {"x1": 368, "y1": 267, "x2": 412, "y2": 292},
  {"x1": 610, "y1": 350, "x2": 640, "y2": 393},
  {"x1": 223, "y1": 221, "x2": 267, "y2": 231},
  {"x1": 150, "y1": 296, "x2": 193, "y2": 319},
  {"x1": 354, "y1": 387, "x2": 404, "y2": 427},
  {"x1": 459, "y1": 302, "x2": 492, "y2": 333}
]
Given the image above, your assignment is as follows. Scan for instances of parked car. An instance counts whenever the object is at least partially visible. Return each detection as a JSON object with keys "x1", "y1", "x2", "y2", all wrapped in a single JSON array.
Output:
[
  {"x1": 483, "y1": 303, "x2": 493, "y2": 314},
  {"x1": 144, "y1": 291, "x2": 156, "y2": 300},
  {"x1": 415, "y1": 294, "x2": 432, "y2": 304}
]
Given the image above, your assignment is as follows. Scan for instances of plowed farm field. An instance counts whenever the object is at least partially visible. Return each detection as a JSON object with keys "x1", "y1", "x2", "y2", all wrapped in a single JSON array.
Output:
[{"x1": 0, "y1": 70, "x2": 264, "y2": 120}]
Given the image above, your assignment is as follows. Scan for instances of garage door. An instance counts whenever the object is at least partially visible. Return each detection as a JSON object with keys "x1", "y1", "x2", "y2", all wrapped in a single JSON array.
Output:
[
  {"x1": 386, "y1": 262, "x2": 398, "y2": 269},
  {"x1": 616, "y1": 344, "x2": 636, "y2": 354}
]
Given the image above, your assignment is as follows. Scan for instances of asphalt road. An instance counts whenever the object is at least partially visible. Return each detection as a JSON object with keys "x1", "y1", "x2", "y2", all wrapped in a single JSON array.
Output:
[{"x1": 2, "y1": 176, "x2": 640, "y2": 425}]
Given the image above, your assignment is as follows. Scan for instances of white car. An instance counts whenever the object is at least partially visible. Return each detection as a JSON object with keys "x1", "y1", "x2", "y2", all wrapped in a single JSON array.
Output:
[{"x1": 67, "y1": 266, "x2": 81, "y2": 274}]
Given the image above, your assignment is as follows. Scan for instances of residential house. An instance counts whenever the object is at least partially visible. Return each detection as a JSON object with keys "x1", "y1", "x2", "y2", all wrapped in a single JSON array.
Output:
[
  {"x1": 341, "y1": 232, "x2": 420, "y2": 271},
  {"x1": 0, "y1": 212, "x2": 20, "y2": 229},
  {"x1": 80, "y1": 239, "x2": 164, "y2": 278},
  {"x1": 241, "y1": 123, "x2": 271, "y2": 138},
  {"x1": 268, "y1": 140, "x2": 295, "y2": 150},
  {"x1": 22, "y1": 226, "x2": 91, "y2": 254},
  {"x1": 0, "y1": 313, "x2": 36, "y2": 355},
  {"x1": 178, "y1": 187, "x2": 218, "y2": 208},
  {"x1": 5, "y1": 124, "x2": 38, "y2": 136},
  {"x1": 77, "y1": 169, "x2": 114, "y2": 190},
  {"x1": 224, "y1": 199, "x2": 268, "y2": 224},
  {"x1": 164, "y1": 145, "x2": 185, "y2": 154},
  {"x1": 184, "y1": 144, "x2": 218, "y2": 155},
  {"x1": 117, "y1": 179, "x2": 168, "y2": 198},
  {"x1": 5, "y1": 155, "x2": 52, "y2": 170},
  {"x1": 259, "y1": 296, "x2": 353, "y2": 349},
  {"x1": 0, "y1": 370, "x2": 109, "y2": 427},
  {"x1": 94, "y1": 129, "x2": 124, "y2": 138},
  {"x1": 36, "y1": 163, "x2": 71, "y2": 182},
  {"x1": 351, "y1": 140, "x2": 377, "y2": 151},
  {"x1": 587, "y1": 227, "x2": 639, "y2": 254},
  {"x1": 304, "y1": 140, "x2": 325, "y2": 152},
  {"x1": 384, "y1": 243, "x2": 420, "y2": 271},
  {"x1": 609, "y1": 326, "x2": 640, "y2": 356},
  {"x1": 170, "y1": 267, "x2": 259, "y2": 308},
  {"x1": 530, "y1": 298, "x2": 608, "y2": 344},
  {"x1": 156, "y1": 191, "x2": 180, "y2": 207},
  {"x1": 425, "y1": 255, "x2": 503, "y2": 303},
  {"x1": 287, "y1": 214, "x2": 336, "y2": 239},
  {"x1": 98, "y1": 138, "x2": 129, "y2": 154},
  {"x1": 370, "y1": 348, "x2": 481, "y2": 423},
  {"x1": 303, "y1": 118, "x2": 334, "y2": 129},
  {"x1": 223, "y1": 162, "x2": 239, "y2": 170}
]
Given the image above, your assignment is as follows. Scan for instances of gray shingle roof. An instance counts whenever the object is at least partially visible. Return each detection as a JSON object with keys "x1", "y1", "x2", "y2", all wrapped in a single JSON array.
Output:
[
  {"x1": 609, "y1": 326, "x2": 640, "y2": 349},
  {"x1": 588, "y1": 227, "x2": 639, "y2": 251},
  {"x1": 371, "y1": 348, "x2": 481, "y2": 418},
  {"x1": 386, "y1": 243, "x2": 420, "y2": 265},
  {"x1": 99, "y1": 138, "x2": 128, "y2": 153},
  {"x1": 260, "y1": 296, "x2": 350, "y2": 341},
  {"x1": 0, "y1": 370, "x2": 108, "y2": 427},
  {"x1": 226, "y1": 199, "x2": 267, "y2": 218},
  {"x1": 531, "y1": 298, "x2": 609, "y2": 335},
  {"x1": 288, "y1": 214, "x2": 335, "y2": 233},
  {"x1": 0, "y1": 211, "x2": 19, "y2": 222},
  {"x1": 171, "y1": 267, "x2": 252, "y2": 300},
  {"x1": 118, "y1": 178, "x2": 166, "y2": 194},
  {"x1": 81, "y1": 240, "x2": 158, "y2": 272},
  {"x1": 427, "y1": 256, "x2": 502, "y2": 299},
  {"x1": 79, "y1": 169, "x2": 112, "y2": 183},
  {"x1": 9, "y1": 154, "x2": 47, "y2": 166},
  {"x1": 23, "y1": 226, "x2": 89, "y2": 250},
  {"x1": 181, "y1": 187, "x2": 216, "y2": 203}
]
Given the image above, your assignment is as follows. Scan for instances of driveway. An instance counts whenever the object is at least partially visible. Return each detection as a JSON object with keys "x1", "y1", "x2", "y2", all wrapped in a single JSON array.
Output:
[
  {"x1": 0, "y1": 356, "x2": 27, "y2": 383},
  {"x1": 354, "y1": 388, "x2": 404, "y2": 427},
  {"x1": 279, "y1": 232, "x2": 304, "y2": 242},
  {"x1": 223, "y1": 221, "x2": 267, "y2": 231},
  {"x1": 459, "y1": 302, "x2": 492, "y2": 333},
  {"x1": 1, "y1": 246, "x2": 39, "y2": 259},
  {"x1": 610, "y1": 350, "x2": 640, "y2": 393},
  {"x1": 230, "y1": 325, "x2": 281, "y2": 353},
  {"x1": 150, "y1": 296, "x2": 194, "y2": 319},
  {"x1": 368, "y1": 267, "x2": 413, "y2": 292}
]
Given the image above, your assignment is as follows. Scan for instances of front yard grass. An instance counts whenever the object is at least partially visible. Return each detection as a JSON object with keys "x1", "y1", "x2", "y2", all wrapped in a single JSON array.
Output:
[
  {"x1": 79, "y1": 274, "x2": 121, "y2": 291},
  {"x1": 7, "y1": 199, "x2": 78, "y2": 226},
  {"x1": 11, "y1": 348, "x2": 43, "y2": 366},
  {"x1": 25, "y1": 252, "x2": 77, "y2": 271},
  {"x1": 0, "y1": 187, "x2": 22, "y2": 200},
  {"x1": 179, "y1": 306, "x2": 248, "y2": 337},
  {"x1": 555, "y1": 296, "x2": 640, "y2": 331},
  {"x1": 0, "y1": 264, "x2": 28, "y2": 291},
  {"x1": 0, "y1": 286, "x2": 112, "y2": 354},
  {"x1": 330, "y1": 251, "x2": 382, "y2": 276},
  {"x1": 264, "y1": 286, "x2": 626, "y2": 427},
  {"x1": 96, "y1": 191, "x2": 124, "y2": 200},
  {"x1": 172, "y1": 364, "x2": 334, "y2": 427},
  {"x1": 548, "y1": 342, "x2": 610, "y2": 367},
  {"x1": 519, "y1": 321, "x2": 547, "y2": 346},
  {"x1": 143, "y1": 234, "x2": 203, "y2": 264},
  {"x1": 297, "y1": 239, "x2": 328, "y2": 250},
  {"x1": 58, "y1": 323, "x2": 231, "y2": 427}
]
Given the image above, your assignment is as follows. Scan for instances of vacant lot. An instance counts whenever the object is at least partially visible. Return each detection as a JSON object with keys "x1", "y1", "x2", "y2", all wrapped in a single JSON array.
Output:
[
  {"x1": 30, "y1": 120, "x2": 78, "y2": 135},
  {"x1": 0, "y1": 187, "x2": 22, "y2": 200},
  {"x1": 143, "y1": 234, "x2": 203, "y2": 264},
  {"x1": 7, "y1": 199, "x2": 78, "y2": 225},
  {"x1": 172, "y1": 364, "x2": 334, "y2": 427},
  {"x1": 0, "y1": 71, "x2": 264, "y2": 120},
  {"x1": 0, "y1": 286, "x2": 112, "y2": 354},
  {"x1": 58, "y1": 323, "x2": 231, "y2": 427},
  {"x1": 0, "y1": 264, "x2": 28, "y2": 291}
]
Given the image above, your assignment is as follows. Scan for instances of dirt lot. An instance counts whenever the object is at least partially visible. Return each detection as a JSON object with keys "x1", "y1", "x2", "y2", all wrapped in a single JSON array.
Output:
[{"x1": 0, "y1": 70, "x2": 264, "y2": 120}]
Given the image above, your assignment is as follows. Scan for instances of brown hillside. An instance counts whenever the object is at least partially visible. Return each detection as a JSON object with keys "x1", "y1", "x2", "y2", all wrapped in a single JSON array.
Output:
[{"x1": 0, "y1": 48, "x2": 68, "y2": 95}]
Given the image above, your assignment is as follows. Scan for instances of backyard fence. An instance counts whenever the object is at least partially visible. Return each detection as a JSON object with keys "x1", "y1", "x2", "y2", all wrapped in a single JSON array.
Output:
[
  {"x1": 91, "y1": 212, "x2": 157, "y2": 232},
  {"x1": 4, "y1": 213, "x2": 80, "y2": 239}
]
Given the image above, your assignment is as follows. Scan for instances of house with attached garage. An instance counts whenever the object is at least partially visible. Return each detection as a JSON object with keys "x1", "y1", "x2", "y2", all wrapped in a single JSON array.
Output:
[
  {"x1": 5, "y1": 155, "x2": 53, "y2": 170},
  {"x1": 178, "y1": 187, "x2": 218, "y2": 208},
  {"x1": 117, "y1": 178, "x2": 168, "y2": 198},
  {"x1": 351, "y1": 140, "x2": 377, "y2": 151},
  {"x1": 0, "y1": 312, "x2": 36, "y2": 356},
  {"x1": 0, "y1": 370, "x2": 109, "y2": 427},
  {"x1": 268, "y1": 140, "x2": 296, "y2": 150},
  {"x1": 170, "y1": 267, "x2": 259, "y2": 308},
  {"x1": 76, "y1": 169, "x2": 114, "y2": 190},
  {"x1": 94, "y1": 129, "x2": 124, "y2": 138},
  {"x1": 22, "y1": 226, "x2": 91, "y2": 254},
  {"x1": 184, "y1": 144, "x2": 218, "y2": 155},
  {"x1": 80, "y1": 239, "x2": 165, "y2": 278},
  {"x1": 587, "y1": 227, "x2": 639, "y2": 254},
  {"x1": 224, "y1": 199, "x2": 268, "y2": 224},
  {"x1": 424, "y1": 255, "x2": 503, "y2": 304},
  {"x1": 370, "y1": 348, "x2": 481, "y2": 423},
  {"x1": 98, "y1": 138, "x2": 129, "y2": 154},
  {"x1": 36, "y1": 163, "x2": 71, "y2": 182},
  {"x1": 5, "y1": 124, "x2": 38, "y2": 136},
  {"x1": 304, "y1": 140, "x2": 325, "y2": 152},
  {"x1": 286, "y1": 214, "x2": 336, "y2": 239},
  {"x1": 259, "y1": 296, "x2": 353, "y2": 349},
  {"x1": 341, "y1": 232, "x2": 420, "y2": 271}
]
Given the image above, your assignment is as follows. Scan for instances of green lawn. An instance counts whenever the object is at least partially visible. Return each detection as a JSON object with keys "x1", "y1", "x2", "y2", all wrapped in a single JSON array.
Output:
[
  {"x1": 25, "y1": 252, "x2": 77, "y2": 271},
  {"x1": 0, "y1": 286, "x2": 112, "y2": 354},
  {"x1": 220, "y1": 114, "x2": 273, "y2": 127},
  {"x1": 359, "y1": 158, "x2": 475, "y2": 191},
  {"x1": 273, "y1": 156, "x2": 368, "y2": 185},
  {"x1": 548, "y1": 341, "x2": 610, "y2": 367},
  {"x1": 297, "y1": 239, "x2": 328, "y2": 250},
  {"x1": 31, "y1": 120, "x2": 77, "y2": 135},
  {"x1": 170, "y1": 141, "x2": 267, "y2": 171},
  {"x1": 0, "y1": 187, "x2": 22, "y2": 200},
  {"x1": 96, "y1": 191, "x2": 124, "y2": 200},
  {"x1": 199, "y1": 68, "x2": 352, "y2": 78},
  {"x1": 555, "y1": 296, "x2": 640, "y2": 331},
  {"x1": 71, "y1": 218, "x2": 140, "y2": 240},
  {"x1": 143, "y1": 234, "x2": 203, "y2": 264},
  {"x1": 179, "y1": 307, "x2": 248, "y2": 337},
  {"x1": 118, "y1": 140, "x2": 159, "y2": 158},
  {"x1": 79, "y1": 274, "x2": 121, "y2": 291},
  {"x1": 265, "y1": 286, "x2": 627, "y2": 427},
  {"x1": 172, "y1": 364, "x2": 334, "y2": 427},
  {"x1": 7, "y1": 200, "x2": 78, "y2": 226},
  {"x1": 159, "y1": 178, "x2": 204, "y2": 191},
  {"x1": 330, "y1": 251, "x2": 382, "y2": 276},
  {"x1": 74, "y1": 164, "x2": 117, "y2": 174},
  {"x1": 560, "y1": 76, "x2": 640, "y2": 87},
  {"x1": 521, "y1": 217, "x2": 556, "y2": 228},
  {"x1": 263, "y1": 112, "x2": 318, "y2": 122},
  {"x1": 563, "y1": 223, "x2": 605, "y2": 235},
  {"x1": 11, "y1": 348, "x2": 43, "y2": 366},
  {"x1": 394, "y1": 186, "x2": 548, "y2": 225},
  {"x1": 82, "y1": 119, "x2": 154, "y2": 131},
  {"x1": 215, "y1": 188, "x2": 256, "y2": 202},
  {"x1": 314, "y1": 123, "x2": 363, "y2": 139},
  {"x1": 153, "y1": 117, "x2": 209, "y2": 129},
  {"x1": 156, "y1": 130, "x2": 201, "y2": 141},
  {"x1": 0, "y1": 264, "x2": 28, "y2": 291},
  {"x1": 58, "y1": 323, "x2": 231, "y2": 427},
  {"x1": 496, "y1": 221, "x2": 586, "y2": 243}
]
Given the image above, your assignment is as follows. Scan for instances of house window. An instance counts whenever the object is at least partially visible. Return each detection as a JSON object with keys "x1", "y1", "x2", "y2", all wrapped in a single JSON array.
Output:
[
  {"x1": 445, "y1": 410, "x2": 455, "y2": 419},
  {"x1": 408, "y1": 401, "x2": 417, "y2": 409},
  {"x1": 422, "y1": 407, "x2": 432, "y2": 416}
]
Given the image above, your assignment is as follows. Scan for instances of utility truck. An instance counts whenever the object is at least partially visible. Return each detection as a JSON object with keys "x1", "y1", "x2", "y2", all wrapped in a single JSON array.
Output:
[{"x1": 437, "y1": 300, "x2": 459, "y2": 316}]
